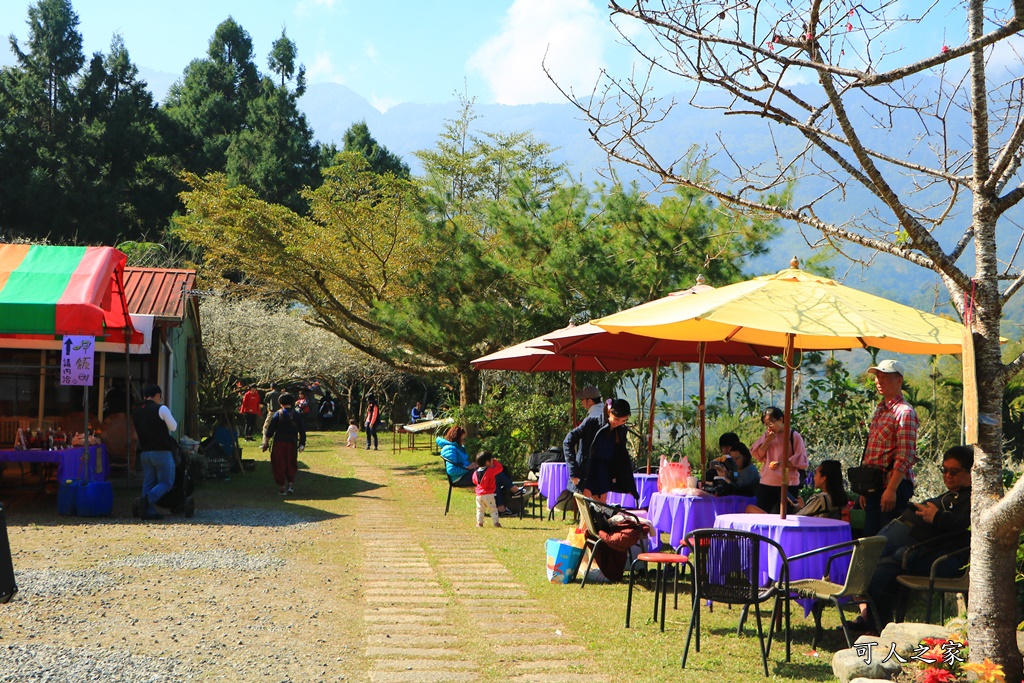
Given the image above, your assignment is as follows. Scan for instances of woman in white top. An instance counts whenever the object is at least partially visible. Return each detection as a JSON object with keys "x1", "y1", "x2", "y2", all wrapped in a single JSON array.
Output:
[{"x1": 750, "y1": 406, "x2": 808, "y2": 514}]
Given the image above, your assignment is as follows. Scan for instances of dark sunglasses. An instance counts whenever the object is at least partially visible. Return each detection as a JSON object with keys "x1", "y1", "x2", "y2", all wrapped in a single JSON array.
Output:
[{"x1": 940, "y1": 466, "x2": 965, "y2": 476}]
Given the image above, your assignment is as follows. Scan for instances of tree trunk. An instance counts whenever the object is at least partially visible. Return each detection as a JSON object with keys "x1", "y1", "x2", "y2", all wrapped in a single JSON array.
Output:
[
  {"x1": 458, "y1": 368, "x2": 480, "y2": 409},
  {"x1": 969, "y1": 301, "x2": 1023, "y2": 681},
  {"x1": 459, "y1": 367, "x2": 480, "y2": 440}
]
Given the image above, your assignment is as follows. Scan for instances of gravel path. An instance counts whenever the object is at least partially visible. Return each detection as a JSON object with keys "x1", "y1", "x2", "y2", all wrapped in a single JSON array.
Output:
[{"x1": 0, "y1": 446, "x2": 602, "y2": 682}]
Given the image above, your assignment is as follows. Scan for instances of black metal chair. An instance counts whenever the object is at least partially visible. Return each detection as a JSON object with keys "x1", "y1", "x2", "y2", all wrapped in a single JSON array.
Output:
[
  {"x1": 895, "y1": 534, "x2": 970, "y2": 624},
  {"x1": 440, "y1": 454, "x2": 471, "y2": 516},
  {"x1": 787, "y1": 536, "x2": 886, "y2": 649},
  {"x1": 681, "y1": 528, "x2": 790, "y2": 676}
]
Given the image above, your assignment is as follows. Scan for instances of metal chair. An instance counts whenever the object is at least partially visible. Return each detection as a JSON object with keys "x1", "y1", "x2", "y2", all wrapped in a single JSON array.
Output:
[
  {"x1": 787, "y1": 536, "x2": 886, "y2": 649},
  {"x1": 681, "y1": 528, "x2": 790, "y2": 676},
  {"x1": 625, "y1": 549, "x2": 688, "y2": 631},
  {"x1": 573, "y1": 493, "x2": 646, "y2": 588},
  {"x1": 895, "y1": 544, "x2": 970, "y2": 624},
  {"x1": 440, "y1": 454, "x2": 471, "y2": 516}
]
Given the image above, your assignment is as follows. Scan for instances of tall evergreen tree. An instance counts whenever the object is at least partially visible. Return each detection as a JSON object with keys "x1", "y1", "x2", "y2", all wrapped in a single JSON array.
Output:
[
  {"x1": 164, "y1": 18, "x2": 320, "y2": 210},
  {"x1": 267, "y1": 29, "x2": 304, "y2": 93},
  {"x1": 342, "y1": 121, "x2": 410, "y2": 179}
]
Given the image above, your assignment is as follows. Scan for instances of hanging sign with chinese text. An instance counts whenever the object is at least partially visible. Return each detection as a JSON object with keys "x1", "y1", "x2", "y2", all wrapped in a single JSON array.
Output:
[{"x1": 61, "y1": 335, "x2": 95, "y2": 386}]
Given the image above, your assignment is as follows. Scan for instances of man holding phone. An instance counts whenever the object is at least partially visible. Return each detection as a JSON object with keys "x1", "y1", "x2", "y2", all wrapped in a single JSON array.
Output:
[{"x1": 857, "y1": 445, "x2": 972, "y2": 632}]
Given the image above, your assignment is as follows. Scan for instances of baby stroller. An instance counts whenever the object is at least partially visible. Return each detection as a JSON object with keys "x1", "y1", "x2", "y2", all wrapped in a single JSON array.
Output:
[{"x1": 131, "y1": 447, "x2": 196, "y2": 518}]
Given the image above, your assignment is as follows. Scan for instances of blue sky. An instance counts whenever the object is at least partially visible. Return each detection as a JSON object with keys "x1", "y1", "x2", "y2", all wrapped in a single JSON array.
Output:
[{"x1": 1, "y1": 0, "x2": 647, "y2": 110}]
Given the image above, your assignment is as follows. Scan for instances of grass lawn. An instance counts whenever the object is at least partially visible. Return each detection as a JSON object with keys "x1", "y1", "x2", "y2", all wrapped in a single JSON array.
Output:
[{"x1": 379, "y1": 434, "x2": 853, "y2": 682}]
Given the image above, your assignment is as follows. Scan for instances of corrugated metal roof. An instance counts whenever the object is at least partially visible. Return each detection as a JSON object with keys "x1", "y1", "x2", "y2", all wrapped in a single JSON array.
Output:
[{"x1": 123, "y1": 268, "x2": 196, "y2": 320}]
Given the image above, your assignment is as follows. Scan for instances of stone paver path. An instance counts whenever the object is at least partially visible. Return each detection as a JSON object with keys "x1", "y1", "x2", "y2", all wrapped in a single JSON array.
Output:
[{"x1": 351, "y1": 452, "x2": 607, "y2": 683}]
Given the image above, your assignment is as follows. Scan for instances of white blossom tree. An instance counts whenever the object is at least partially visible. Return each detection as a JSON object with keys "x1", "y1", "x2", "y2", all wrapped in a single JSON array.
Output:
[
  {"x1": 556, "y1": 0, "x2": 1024, "y2": 676},
  {"x1": 200, "y1": 294, "x2": 401, "y2": 417}
]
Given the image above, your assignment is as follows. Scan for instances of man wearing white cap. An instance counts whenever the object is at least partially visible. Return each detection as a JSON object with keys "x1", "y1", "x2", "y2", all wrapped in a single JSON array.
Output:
[
  {"x1": 578, "y1": 386, "x2": 603, "y2": 422},
  {"x1": 862, "y1": 359, "x2": 917, "y2": 535}
]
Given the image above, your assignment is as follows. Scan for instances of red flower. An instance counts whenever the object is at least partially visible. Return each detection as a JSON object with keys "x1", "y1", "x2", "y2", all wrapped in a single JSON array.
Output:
[
  {"x1": 846, "y1": 22, "x2": 853, "y2": 31},
  {"x1": 941, "y1": 45, "x2": 950, "y2": 53},
  {"x1": 918, "y1": 668, "x2": 956, "y2": 683}
]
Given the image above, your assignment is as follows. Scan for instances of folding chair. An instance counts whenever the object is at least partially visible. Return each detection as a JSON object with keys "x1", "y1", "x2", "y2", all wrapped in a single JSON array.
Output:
[
  {"x1": 574, "y1": 493, "x2": 646, "y2": 588},
  {"x1": 682, "y1": 528, "x2": 790, "y2": 677},
  {"x1": 787, "y1": 536, "x2": 886, "y2": 649}
]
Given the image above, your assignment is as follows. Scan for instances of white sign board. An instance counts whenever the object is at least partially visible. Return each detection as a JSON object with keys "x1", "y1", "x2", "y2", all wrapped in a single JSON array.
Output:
[{"x1": 61, "y1": 335, "x2": 95, "y2": 386}]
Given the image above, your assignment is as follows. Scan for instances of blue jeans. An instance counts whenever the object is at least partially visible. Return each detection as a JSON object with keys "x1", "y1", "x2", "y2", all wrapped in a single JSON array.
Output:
[
  {"x1": 365, "y1": 425, "x2": 378, "y2": 449},
  {"x1": 141, "y1": 450, "x2": 175, "y2": 514}
]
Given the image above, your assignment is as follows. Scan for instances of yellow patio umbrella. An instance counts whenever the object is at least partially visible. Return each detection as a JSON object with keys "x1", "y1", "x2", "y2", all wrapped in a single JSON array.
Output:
[{"x1": 593, "y1": 258, "x2": 965, "y2": 517}]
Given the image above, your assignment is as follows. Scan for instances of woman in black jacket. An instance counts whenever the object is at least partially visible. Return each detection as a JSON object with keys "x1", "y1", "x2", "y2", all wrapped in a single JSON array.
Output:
[{"x1": 562, "y1": 398, "x2": 638, "y2": 503}]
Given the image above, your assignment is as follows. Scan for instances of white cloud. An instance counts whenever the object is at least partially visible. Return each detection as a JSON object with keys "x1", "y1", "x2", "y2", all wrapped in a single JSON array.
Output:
[
  {"x1": 365, "y1": 42, "x2": 378, "y2": 61},
  {"x1": 370, "y1": 94, "x2": 400, "y2": 113},
  {"x1": 469, "y1": 0, "x2": 608, "y2": 105},
  {"x1": 306, "y1": 51, "x2": 345, "y2": 84}
]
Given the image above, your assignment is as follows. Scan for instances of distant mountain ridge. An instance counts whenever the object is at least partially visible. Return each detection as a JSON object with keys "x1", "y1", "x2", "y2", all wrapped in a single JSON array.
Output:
[{"x1": 294, "y1": 82, "x2": 1018, "y2": 330}]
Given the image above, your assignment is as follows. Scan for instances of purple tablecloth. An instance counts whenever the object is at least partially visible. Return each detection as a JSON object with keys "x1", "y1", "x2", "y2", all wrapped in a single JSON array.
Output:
[
  {"x1": 647, "y1": 493, "x2": 756, "y2": 548},
  {"x1": 713, "y1": 513, "x2": 852, "y2": 613},
  {"x1": 538, "y1": 462, "x2": 570, "y2": 511},
  {"x1": 0, "y1": 445, "x2": 108, "y2": 483},
  {"x1": 606, "y1": 474, "x2": 659, "y2": 509}
]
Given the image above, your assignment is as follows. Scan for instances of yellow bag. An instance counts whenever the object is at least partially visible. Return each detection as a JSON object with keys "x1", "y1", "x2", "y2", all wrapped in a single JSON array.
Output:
[{"x1": 566, "y1": 526, "x2": 587, "y2": 549}]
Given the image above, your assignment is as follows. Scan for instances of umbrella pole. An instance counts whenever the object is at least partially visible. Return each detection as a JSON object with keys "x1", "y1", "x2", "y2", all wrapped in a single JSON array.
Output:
[
  {"x1": 647, "y1": 359, "x2": 660, "y2": 474},
  {"x1": 780, "y1": 334, "x2": 795, "y2": 520},
  {"x1": 699, "y1": 342, "x2": 707, "y2": 476},
  {"x1": 570, "y1": 357, "x2": 577, "y2": 425}
]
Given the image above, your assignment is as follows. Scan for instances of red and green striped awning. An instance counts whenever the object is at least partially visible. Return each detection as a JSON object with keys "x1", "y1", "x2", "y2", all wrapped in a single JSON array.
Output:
[{"x1": 0, "y1": 244, "x2": 140, "y2": 343}]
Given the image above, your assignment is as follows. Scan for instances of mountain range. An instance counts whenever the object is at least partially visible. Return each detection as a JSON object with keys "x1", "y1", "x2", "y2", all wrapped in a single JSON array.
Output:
[{"x1": 141, "y1": 69, "x2": 1015, "y2": 333}]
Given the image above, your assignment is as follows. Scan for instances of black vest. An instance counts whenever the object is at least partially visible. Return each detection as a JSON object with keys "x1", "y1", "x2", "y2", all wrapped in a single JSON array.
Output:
[{"x1": 133, "y1": 400, "x2": 176, "y2": 453}]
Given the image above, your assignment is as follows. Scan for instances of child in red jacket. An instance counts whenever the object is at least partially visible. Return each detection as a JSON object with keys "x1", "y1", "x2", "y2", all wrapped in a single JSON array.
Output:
[{"x1": 472, "y1": 451, "x2": 504, "y2": 528}]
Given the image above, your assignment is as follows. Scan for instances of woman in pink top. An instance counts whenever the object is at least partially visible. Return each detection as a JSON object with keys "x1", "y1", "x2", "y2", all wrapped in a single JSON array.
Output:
[{"x1": 750, "y1": 406, "x2": 808, "y2": 513}]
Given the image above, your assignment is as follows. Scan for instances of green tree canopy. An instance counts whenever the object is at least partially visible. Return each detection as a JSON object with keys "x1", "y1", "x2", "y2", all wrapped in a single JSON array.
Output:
[
  {"x1": 0, "y1": 1, "x2": 172, "y2": 243},
  {"x1": 342, "y1": 121, "x2": 410, "y2": 179}
]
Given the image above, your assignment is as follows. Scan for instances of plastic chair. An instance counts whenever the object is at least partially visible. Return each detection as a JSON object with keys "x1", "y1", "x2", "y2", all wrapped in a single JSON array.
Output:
[
  {"x1": 625, "y1": 549, "x2": 688, "y2": 631},
  {"x1": 681, "y1": 528, "x2": 790, "y2": 677},
  {"x1": 787, "y1": 536, "x2": 886, "y2": 649},
  {"x1": 895, "y1": 539, "x2": 970, "y2": 624}
]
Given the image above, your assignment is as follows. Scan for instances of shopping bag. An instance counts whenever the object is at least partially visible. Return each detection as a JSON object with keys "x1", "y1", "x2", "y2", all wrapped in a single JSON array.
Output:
[
  {"x1": 657, "y1": 454, "x2": 691, "y2": 493},
  {"x1": 545, "y1": 538, "x2": 584, "y2": 584},
  {"x1": 566, "y1": 526, "x2": 587, "y2": 549}
]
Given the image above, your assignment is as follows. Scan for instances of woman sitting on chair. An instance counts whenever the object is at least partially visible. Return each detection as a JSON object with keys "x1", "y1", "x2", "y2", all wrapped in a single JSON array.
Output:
[
  {"x1": 437, "y1": 425, "x2": 524, "y2": 517},
  {"x1": 746, "y1": 459, "x2": 847, "y2": 517}
]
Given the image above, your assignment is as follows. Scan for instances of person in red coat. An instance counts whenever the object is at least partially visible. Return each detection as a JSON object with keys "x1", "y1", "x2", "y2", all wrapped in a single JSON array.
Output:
[{"x1": 240, "y1": 386, "x2": 262, "y2": 441}]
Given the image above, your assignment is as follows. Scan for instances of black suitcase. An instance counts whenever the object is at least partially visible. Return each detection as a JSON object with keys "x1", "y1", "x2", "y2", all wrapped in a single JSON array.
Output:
[{"x1": 0, "y1": 502, "x2": 17, "y2": 603}]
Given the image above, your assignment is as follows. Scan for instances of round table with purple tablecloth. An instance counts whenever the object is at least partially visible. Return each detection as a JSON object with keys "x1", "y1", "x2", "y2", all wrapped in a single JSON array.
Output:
[
  {"x1": 606, "y1": 473, "x2": 659, "y2": 509},
  {"x1": 713, "y1": 513, "x2": 852, "y2": 613},
  {"x1": 647, "y1": 492, "x2": 756, "y2": 548},
  {"x1": 538, "y1": 461, "x2": 570, "y2": 511}
]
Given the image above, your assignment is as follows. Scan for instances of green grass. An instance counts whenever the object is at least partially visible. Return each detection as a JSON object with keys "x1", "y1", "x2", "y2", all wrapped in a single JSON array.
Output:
[
  {"x1": 6, "y1": 429, "x2": 943, "y2": 682},
  {"x1": 385, "y1": 439, "x2": 862, "y2": 682}
]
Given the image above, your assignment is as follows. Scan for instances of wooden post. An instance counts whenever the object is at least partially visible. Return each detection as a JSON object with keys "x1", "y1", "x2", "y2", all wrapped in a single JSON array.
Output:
[
  {"x1": 698, "y1": 343, "x2": 707, "y2": 476},
  {"x1": 780, "y1": 334, "x2": 796, "y2": 520},
  {"x1": 647, "y1": 358, "x2": 660, "y2": 473}
]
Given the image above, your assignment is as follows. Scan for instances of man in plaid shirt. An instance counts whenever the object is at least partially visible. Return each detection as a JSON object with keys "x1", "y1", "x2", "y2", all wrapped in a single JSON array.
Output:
[{"x1": 861, "y1": 359, "x2": 917, "y2": 535}]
